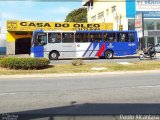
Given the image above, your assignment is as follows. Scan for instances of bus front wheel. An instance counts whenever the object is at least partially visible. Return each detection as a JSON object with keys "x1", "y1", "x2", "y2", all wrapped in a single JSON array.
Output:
[
  {"x1": 49, "y1": 51, "x2": 59, "y2": 60},
  {"x1": 104, "y1": 50, "x2": 113, "y2": 59}
]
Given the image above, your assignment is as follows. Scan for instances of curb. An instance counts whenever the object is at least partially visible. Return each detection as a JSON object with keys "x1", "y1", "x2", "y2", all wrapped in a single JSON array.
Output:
[{"x1": 0, "y1": 70, "x2": 160, "y2": 79}]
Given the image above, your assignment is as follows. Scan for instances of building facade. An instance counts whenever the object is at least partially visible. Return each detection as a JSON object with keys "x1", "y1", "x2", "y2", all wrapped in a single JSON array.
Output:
[
  {"x1": 83, "y1": 0, "x2": 160, "y2": 49},
  {"x1": 0, "y1": 20, "x2": 6, "y2": 55}
]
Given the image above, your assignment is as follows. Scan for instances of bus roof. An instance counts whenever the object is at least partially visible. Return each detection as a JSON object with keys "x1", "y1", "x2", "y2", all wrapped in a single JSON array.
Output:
[
  {"x1": 33, "y1": 29, "x2": 137, "y2": 33},
  {"x1": 76, "y1": 30, "x2": 137, "y2": 33}
]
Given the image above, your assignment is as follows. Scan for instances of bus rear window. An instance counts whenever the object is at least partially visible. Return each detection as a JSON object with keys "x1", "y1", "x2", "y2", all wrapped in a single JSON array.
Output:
[
  {"x1": 129, "y1": 33, "x2": 135, "y2": 42},
  {"x1": 117, "y1": 33, "x2": 129, "y2": 42}
]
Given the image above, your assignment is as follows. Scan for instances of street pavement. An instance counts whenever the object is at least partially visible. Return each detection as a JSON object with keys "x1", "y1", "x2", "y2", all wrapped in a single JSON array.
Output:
[{"x1": 0, "y1": 72, "x2": 160, "y2": 120}]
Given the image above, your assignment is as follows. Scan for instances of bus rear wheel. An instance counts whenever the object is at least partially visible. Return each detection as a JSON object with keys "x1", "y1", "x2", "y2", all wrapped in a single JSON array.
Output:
[
  {"x1": 104, "y1": 50, "x2": 113, "y2": 59},
  {"x1": 49, "y1": 51, "x2": 59, "y2": 60}
]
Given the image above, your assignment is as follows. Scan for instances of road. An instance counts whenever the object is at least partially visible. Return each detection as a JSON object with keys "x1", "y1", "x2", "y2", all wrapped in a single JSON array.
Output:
[
  {"x1": 51, "y1": 55, "x2": 160, "y2": 64},
  {"x1": 0, "y1": 72, "x2": 160, "y2": 119}
]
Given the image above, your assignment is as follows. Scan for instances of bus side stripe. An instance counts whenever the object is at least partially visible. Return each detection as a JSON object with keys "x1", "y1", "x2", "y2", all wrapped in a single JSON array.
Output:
[
  {"x1": 96, "y1": 43, "x2": 105, "y2": 57},
  {"x1": 89, "y1": 42, "x2": 99, "y2": 57},
  {"x1": 82, "y1": 43, "x2": 92, "y2": 57}
]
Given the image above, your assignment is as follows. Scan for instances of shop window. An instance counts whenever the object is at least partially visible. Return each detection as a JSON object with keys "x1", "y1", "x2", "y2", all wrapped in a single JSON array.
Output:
[
  {"x1": 91, "y1": 15, "x2": 96, "y2": 22},
  {"x1": 157, "y1": 22, "x2": 160, "y2": 30},
  {"x1": 144, "y1": 20, "x2": 154, "y2": 30},
  {"x1": 98, "y1": 12, "x2": 104, "y2": 21},
  {"x1": 111, "y1": 6, "x2": 116, "y2": 13},
  {"x1": 128, "y1": 19, "x2": 135, "y2": 30},
  {"x1": 106, "y1": 9, "x2": 109, "y2": 16}
]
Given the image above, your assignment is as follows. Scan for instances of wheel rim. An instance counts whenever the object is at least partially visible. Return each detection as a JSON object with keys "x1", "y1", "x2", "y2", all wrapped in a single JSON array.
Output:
[
  {"x1": 51, "y1": 53, "x2": 57, "y2": 59},
  {"x1": 106, "y1": 52, "x2": 112, "y2": 58}
]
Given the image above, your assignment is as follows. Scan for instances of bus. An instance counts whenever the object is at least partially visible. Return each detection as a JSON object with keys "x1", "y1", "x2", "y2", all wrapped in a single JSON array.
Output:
[{"x1": 30, "y1": 30, "x2": 138, "y2": 60}]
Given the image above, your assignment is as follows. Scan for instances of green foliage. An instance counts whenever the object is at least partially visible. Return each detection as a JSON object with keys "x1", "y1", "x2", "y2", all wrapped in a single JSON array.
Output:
[
  {"x1": 0, "y1": 57, "x2": 50, "y2": 70},
  {"x1": 65, "y1": 7, "x2": 87, "y2": 23},
  {"x1": 71, "y1": 58, "x2": 84, "y2": 66}
]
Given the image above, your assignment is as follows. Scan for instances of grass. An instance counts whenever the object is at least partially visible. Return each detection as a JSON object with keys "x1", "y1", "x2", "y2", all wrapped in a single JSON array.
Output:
[{"x1": 0, "y1": 61, "x2": 160, "y2": 75}]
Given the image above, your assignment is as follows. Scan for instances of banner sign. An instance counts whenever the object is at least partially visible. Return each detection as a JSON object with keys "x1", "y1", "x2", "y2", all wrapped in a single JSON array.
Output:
[
  {"x1": 136, "y1": 0, "x2": 160, "y2": 11},
  {"x1": 136, "y1": 0, "x2": 160, "y2": 18},
  {"x1": 7, "y1": 20, "x2": 113, "y2": 31},
  {"x1": 135, "y1": 13, "x2": 143, "y2": 38},
  {"x1": 136, "y1": 11, "x2": 160, "y2": 18}
]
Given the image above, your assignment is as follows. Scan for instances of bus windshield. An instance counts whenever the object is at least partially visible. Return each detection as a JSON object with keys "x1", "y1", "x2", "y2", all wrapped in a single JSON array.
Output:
[{"x1": 32, "y1": 32, "x2": 47, "y2": 46}]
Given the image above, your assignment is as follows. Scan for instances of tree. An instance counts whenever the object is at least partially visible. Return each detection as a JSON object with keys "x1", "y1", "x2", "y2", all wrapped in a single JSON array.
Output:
[{"x1": 65, "y1": 7, "x2": 87, "y2": 23}]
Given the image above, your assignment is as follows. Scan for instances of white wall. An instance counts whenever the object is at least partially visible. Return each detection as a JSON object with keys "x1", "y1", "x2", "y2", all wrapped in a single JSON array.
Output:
[
  {"x1": 86, "y1": 1, "x2": 128, "y2": 30},
  {"x1": 0, "y1": 26, "x2": 7, "y2": 54}
]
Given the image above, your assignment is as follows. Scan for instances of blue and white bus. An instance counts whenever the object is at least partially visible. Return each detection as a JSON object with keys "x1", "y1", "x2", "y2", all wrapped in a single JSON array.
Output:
[{"x1": 30, "y1": 30, "x2": 138, "y2": 60}]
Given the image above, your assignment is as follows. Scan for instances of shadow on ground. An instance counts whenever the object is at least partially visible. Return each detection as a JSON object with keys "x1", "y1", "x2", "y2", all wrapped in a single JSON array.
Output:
[
  {"x1": 55, "y1": 56, "x2": 139, "y2": 61},
  {"x1": 3, "y1": 103, "x2": 160, "y2": 120}
]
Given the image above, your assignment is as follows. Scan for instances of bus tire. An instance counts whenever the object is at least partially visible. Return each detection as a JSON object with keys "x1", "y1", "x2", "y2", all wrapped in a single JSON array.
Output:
[
  {"x1": 104, "y1": 50, "x2": 113, "y2": 59},
  {"x1": 49, "y1": 51, "x2": 59, "y2": 60}
]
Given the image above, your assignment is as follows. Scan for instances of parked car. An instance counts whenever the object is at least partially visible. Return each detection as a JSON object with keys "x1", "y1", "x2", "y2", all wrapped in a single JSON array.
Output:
[{"x1": 155, "y1": 43, "x2": 160, "y2": 53}]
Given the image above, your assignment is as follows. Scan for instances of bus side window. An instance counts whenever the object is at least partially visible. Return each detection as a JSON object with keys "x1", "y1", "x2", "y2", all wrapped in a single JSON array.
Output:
[
  {"x1": 75, "y1": 33, "x2": 88, "y2": 42},
  {"x1": 107, "y1": 33, "x2": 115, "y2": 42},
  {"x1": 48, "y1": 33, "x2": 61, "y2": 43},
  {"x1": 129, "y1": 33, "x2": 135, "y2": 42},
  {"x1": 90, "y1": 34, "x2": 94, "y2": 42},
  {"x1": 103, "y1": 33, "x2": 110, "y2": 42},
  {"x1": 62, "y1": 33, "x2": 74, "y2": 43},
  {"x1": 94, "y1": 34, "x2": 98, "y2": 42},
  {"x1": 75, "y1": 33, "x2": 82, "y2": 42},
  {"x1": 83, "y1": 33, "x2": 89, "y2": 42},
  {"x1": 97, "y1": 33, "x2": 102, "y2": 42}
]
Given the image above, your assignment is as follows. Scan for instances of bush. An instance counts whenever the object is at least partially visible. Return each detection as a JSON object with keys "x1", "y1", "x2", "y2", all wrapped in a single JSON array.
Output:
[
  {"x1": 0, "y1": 57, "x2": 50, "y2": 70},
  {"x1": 71, "y1": 58, "x2": 84, "y2": 66}
]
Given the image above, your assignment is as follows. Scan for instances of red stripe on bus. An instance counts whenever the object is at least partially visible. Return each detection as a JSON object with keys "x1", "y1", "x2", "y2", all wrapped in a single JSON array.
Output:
[{"x1": 96, "y1": 43, "x2": 105, "y2": 57}]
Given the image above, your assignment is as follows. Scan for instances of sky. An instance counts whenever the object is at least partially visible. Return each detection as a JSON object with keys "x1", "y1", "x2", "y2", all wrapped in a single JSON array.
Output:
[{"x1": 0, "y1": 0, "x2": 82, "y2": 27}]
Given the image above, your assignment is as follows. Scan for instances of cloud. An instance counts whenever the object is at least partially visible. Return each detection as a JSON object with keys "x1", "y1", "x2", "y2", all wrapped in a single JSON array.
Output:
[
  {"x1": 0, "y1": 1, "x2": 34, "y2": 10},
  {"x1": 1, "y1": 12, "x2": 17, "y2": 20},
  {"x1": 43, "y1": 6, "x2": 72, "y2": 14}
]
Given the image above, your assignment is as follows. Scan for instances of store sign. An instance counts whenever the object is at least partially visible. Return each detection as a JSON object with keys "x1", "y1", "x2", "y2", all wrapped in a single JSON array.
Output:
[
  {"x1": 7, "y1": 20, "x2": 113, "y2": 31},
  {"x1": 135, "y1": 13, "x2": 143, "y2": 38},
  {"x1": 136, "y1": 0, "x2": 160, "y2": 18},
  {"x1": 119, "y1": 25, "x2": 123, "y2": 30},
  {"x1": 136, "y1": 0, "x2": 160, "y2": 11},
  {"x1": 136, "y1": 11, "x2": 160, "y2": 18}
]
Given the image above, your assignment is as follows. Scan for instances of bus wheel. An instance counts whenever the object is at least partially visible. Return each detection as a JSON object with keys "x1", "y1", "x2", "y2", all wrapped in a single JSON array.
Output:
[
  {"x1": 49, "y1": 51, "x2": 59, "y2": 60},
  {"x1": 105, "y1": 50, "x2": 113, "y2": 59}
]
